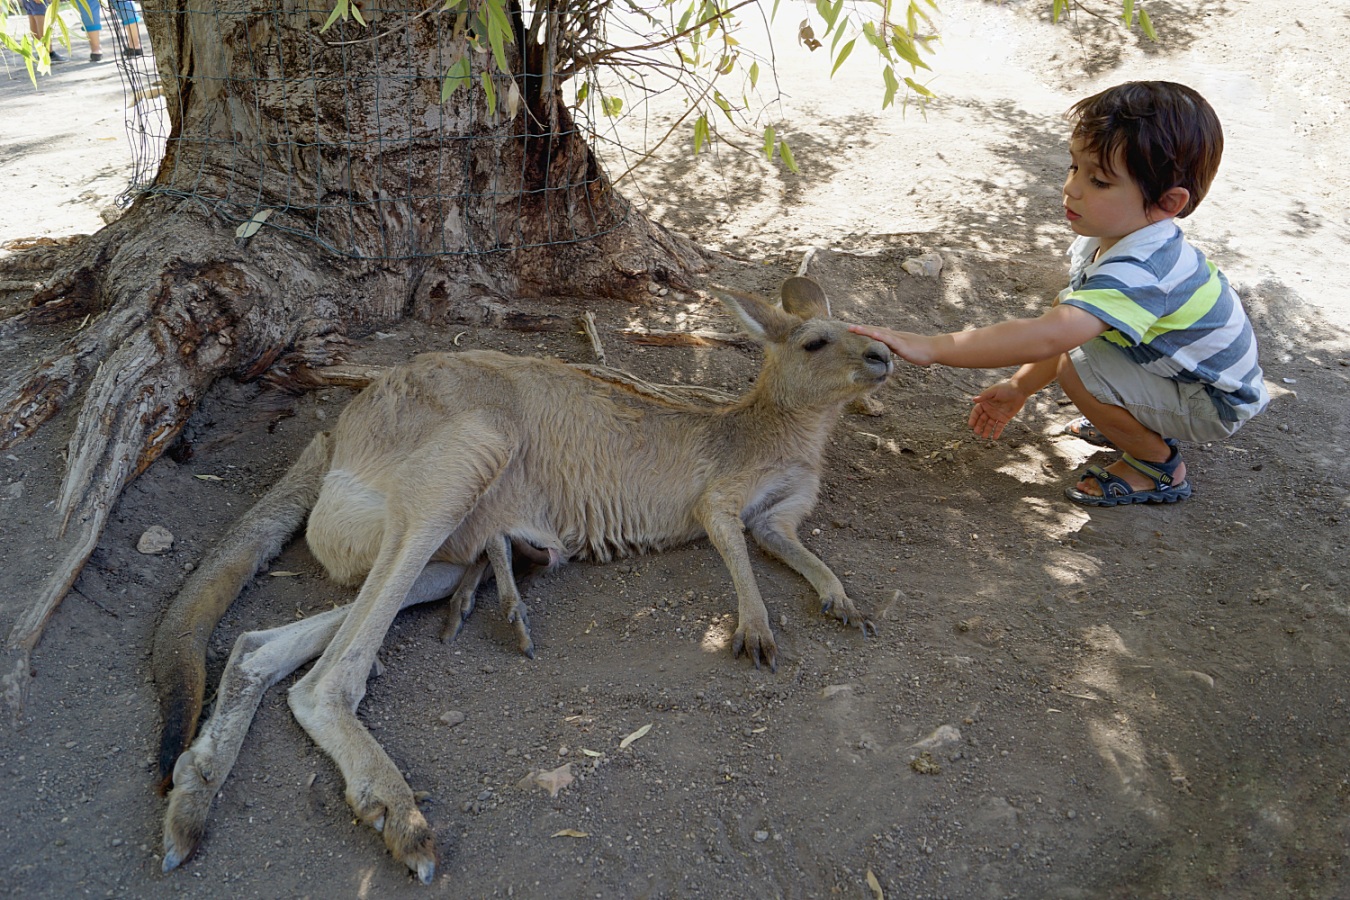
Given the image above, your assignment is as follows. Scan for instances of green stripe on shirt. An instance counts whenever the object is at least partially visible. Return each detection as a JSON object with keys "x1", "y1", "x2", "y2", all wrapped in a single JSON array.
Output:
[
  {"x1": 1140, "y1": 262, "x2": 1222, "y2": 344},
  {"x1": 1070, "y1": 288, "x2": 1155, "y2": 340}
]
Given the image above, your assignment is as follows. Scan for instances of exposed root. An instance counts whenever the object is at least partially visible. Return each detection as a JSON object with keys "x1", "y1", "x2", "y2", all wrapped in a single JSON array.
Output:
[{"x1": 0, "y1": 299, "x2": 149, "y2": 449}]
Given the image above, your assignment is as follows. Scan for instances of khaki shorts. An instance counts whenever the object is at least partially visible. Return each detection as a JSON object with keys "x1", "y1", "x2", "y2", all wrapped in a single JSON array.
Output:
[{"x1": 1068, "y1": 338, "x2": 1242, "y2": 443}]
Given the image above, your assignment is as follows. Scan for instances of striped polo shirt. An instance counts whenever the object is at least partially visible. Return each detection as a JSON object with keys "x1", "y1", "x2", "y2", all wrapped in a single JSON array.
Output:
[{"x1": 1059, "y1": 219, "x2": 1269, "y2": 424}]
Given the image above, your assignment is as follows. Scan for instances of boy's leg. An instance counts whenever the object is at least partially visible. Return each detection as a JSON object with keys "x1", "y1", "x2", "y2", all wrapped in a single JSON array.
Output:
[{"x1": 1056, "y1": 354, "x2": 1187, "y2": 496}]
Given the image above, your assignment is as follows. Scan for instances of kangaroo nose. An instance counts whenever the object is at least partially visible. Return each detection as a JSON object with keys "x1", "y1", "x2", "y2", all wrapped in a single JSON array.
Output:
[{"x1": 865, "y1": 343, "x2": 891, "y2": 366}]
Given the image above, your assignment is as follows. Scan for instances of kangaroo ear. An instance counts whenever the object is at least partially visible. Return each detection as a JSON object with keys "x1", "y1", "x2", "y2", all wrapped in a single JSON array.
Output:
[
  {"x1": 779, "y1": 276, "x2": 831, "y2": 319},
  {"x1": 709, "y1": 285, "x2": 797, "y2": 344}
]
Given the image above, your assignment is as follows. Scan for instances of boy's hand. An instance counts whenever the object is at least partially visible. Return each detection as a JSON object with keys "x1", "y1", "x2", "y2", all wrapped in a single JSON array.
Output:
[
  {"x1": 969, "y1": 381, "x2": 1026, "y2": 440},
  {"x1": 847, "y1": 324, "x2": 938, "y2": 366}
]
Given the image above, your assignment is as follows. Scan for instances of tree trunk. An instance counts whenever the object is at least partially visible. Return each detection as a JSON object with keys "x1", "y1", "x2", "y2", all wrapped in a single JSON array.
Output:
[{"x1": 0, "y1": 0, "x2": 704, "y2": 718}]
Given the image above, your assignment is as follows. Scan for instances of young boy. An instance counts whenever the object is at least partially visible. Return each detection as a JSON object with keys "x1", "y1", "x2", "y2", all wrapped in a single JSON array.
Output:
[{"x1": 851, "y1": 81, "x2": 1268, "y2": 507}]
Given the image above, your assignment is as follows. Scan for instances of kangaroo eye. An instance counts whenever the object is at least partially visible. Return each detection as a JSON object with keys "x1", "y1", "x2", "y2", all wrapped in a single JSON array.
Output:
[{"x1": 803, "y1": 337, "x2": 829, "y2": 352}]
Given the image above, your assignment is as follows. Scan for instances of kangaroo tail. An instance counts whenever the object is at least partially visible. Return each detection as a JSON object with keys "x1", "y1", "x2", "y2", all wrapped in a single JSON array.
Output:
[{"x1": 151, "y1": 431, "x2": 333, "y2": 792}]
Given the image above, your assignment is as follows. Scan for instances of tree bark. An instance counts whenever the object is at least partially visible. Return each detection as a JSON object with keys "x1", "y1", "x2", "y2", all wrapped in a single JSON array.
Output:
[{"x1": 0, "y1": 0, "x2": 704, "y2": 719}]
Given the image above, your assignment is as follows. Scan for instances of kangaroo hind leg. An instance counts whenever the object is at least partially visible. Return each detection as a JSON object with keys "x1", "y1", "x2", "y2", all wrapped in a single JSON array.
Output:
[
  {"x1": 287, "y1": 426, "x2": 513, "y2": 883},
  {"x1": 162, "y1": 561, "x2": 467, "y2": 873}
]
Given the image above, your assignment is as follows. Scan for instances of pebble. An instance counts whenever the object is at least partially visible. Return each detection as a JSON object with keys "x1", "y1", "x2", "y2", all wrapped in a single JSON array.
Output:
[
  {"x1": 753, "y1": 830, "x2": 769, "y2": 843},
  {"x1": 439, "y1": 711, "x2": 466, "y2": 727},
  {"x1": 136, "y1": 525, "x2": 174, "y2": 555},
  {"x1": 901, "y1": 251, "x2": 944, "y2": 278}
]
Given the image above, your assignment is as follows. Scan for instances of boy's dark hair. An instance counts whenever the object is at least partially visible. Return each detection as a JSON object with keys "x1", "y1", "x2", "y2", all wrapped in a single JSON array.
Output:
[{"x1": 1068, "y1": 81, "x2": 1223, "y2": 218}]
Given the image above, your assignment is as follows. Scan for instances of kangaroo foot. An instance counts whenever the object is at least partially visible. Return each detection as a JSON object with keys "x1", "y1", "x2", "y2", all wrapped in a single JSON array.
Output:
[
  {"x1": 161, "y1": 749, "x2": 218, "y2": 872},
  {"x1": 732, "y1": 617, "x2": 777, "y2": 671},
  {"x1": 348, "y1": 782, "x2": 438, "y2": 884}
]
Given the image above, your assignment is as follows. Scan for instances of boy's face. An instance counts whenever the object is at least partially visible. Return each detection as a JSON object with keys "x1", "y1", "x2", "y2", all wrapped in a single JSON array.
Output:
[{"x1": 1063, "y1": 138, "x2": 1157, "y2": 254}]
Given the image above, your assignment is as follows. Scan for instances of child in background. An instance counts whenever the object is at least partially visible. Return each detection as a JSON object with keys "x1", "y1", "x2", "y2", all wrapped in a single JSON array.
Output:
[
  {"x1": 850, "y1": 81, "x2": 1268, "y2": 507},
  {"x1": 110, "y1": 0, "x2": 144, "y2": 57}
]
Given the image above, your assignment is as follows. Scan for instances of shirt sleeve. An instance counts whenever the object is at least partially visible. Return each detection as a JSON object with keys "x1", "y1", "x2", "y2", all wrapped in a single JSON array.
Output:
[{"x1": 1060, "y1": 259, "x2": 1167, "y2": 346}]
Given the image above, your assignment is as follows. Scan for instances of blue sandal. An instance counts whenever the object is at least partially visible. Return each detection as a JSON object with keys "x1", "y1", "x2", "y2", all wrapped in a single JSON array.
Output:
[
  {"x1": 1062, "y1": 416, "x2": 1116, "y2": 448},
  {"x1": 1065, "y1": 444, "x2": 1192, "y2": 507}
]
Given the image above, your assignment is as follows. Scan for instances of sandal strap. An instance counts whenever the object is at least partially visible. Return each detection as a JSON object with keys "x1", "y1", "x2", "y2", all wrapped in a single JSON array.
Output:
[
  {"x1": 1120, "y1": 444, "x2": 1183, "y2": 489},
  {"x1": 1081, "y1": 464, "x2": 1134, "y2": 498}
]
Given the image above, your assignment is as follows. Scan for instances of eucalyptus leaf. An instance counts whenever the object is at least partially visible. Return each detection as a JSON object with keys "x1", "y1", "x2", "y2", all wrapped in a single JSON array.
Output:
[
  {"x1": 831, "y1": 38, "x2": 856, "y2": 77},
  {"x1": 236, "y1": 208, "x2": 274, "y2": 240}
]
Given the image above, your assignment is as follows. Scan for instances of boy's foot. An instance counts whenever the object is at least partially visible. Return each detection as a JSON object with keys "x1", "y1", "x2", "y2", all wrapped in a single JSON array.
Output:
[
  {"x1": 90, "y1": 52, "x2": 103, "y2": 63},
  {"x1": 1061, "y1": 416, "x2": 1115, "y2": 448},
  {"x1": 1065, "y1": 445, "x2": 1191, "y2": 507},
  {"x1": 48, "y1": 48, "x2": 67, "y2": 63},
  {"x1": 124, "y1": 47, "x2": 143, "y2": 57}
]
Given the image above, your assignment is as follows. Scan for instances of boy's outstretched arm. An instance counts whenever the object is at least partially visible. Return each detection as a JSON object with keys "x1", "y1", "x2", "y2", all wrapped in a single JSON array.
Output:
[{"x1": 849, "y1": 305, "x2": 1106, "y2": 369}]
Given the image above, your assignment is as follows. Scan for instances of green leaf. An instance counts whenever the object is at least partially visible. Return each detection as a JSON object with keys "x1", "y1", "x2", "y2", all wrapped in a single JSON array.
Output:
[
  {"x1": 320, "y1": 0, "x2": 348, "y2": 34},
  {"x1": 481, "y1": 71, "x2": 497, "y2": 113},
  {"x1": 1138, "y1": 7, "x2": 1157, "y2": 40},
  {"x1": 693, "y1": 114, "x2": 709, "y2": 155},
  {"x1": 1052, "y1": 0, "x2": 1065, "y2": 24},
  {"x1": 762, "y1": 125, "x2": 776, "y2": 159},
  {"x1": 903, "y1": 76, "x2": 934, "y2": 98},
  {"x1": 882, "y1": 65, "x2": 899, "y2": 109},
  {"x1": 441, "y1": 55, "x2": 472, "y2": 102},
  {"x1": 602, "y1": 95, "x2": 623, "y2": 117},
  {"x1": 830, "y1": 16, "x2": 851, "y2": 55},
  {"x1": 1121, "y1": 0, "x2": 1136, "y2": 26},
  {"x1": 487, "y1": 20, "x2": 510, "y2": 74},
  {"x1": 831, "y1": 38, "x2": 855, "y2": 77},
  {"x1": 779, "y1": 139, "x2": 799, "y2": 174},
  {"x1": 749, "y1": 60, "x2": 760, "y2": 89},
  {"x1": 576, "y1": 81, "x2": 591, "y2": 104}
]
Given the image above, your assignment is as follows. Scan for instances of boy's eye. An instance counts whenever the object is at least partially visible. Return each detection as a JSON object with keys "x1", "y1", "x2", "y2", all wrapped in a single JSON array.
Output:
[
  {"x1": 1090, "y1": 177, "x2": 1110, "y2": 188},
  {"x1": 803, "y1": 337, "x2": 829, "y2": 352}
]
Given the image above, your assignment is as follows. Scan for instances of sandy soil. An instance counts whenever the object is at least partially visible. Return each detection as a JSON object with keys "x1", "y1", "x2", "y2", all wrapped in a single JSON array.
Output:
[{"x1": 2, "y1": 1, "x2": 1348, "y2": 897}]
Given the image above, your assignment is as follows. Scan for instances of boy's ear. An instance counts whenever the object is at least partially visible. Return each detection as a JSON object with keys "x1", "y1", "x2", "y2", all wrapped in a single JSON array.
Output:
[{"x1": 1157, "y1": 186, "x2": 1191, "y2": 218}]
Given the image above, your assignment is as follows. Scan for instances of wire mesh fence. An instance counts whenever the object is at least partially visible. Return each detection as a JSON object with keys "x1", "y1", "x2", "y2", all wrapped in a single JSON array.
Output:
[{"x1": 110, "y1": 1, "x2": 633, "y2": 260}]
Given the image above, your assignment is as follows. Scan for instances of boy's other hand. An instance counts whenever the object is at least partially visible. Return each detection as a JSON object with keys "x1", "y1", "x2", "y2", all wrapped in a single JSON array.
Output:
[
  {"x1": 847, "y1": 324, "x2": 937, "y2": 366},
  {"x1": 969, "y1": 381, "x2": 1026, "y2": 440}
]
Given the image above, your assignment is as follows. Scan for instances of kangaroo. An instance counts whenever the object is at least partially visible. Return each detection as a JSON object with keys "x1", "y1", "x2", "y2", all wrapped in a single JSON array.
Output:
[{"x1": 152, "y1": 276, "x2": 893, "y2": 883}]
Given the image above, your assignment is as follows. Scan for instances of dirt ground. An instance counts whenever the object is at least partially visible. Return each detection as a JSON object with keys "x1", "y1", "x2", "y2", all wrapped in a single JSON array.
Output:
[{"x1": 2, "y1": 1, "x2": 1348, "y2": 897}]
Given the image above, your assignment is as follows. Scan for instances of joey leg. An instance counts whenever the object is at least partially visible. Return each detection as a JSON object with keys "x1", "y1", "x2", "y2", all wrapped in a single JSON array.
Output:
[
  {"x1": 485, "y1": 536, "x2": 533, "y2": 658},
  {"x1": 439, "y1": 556, "x2": 488, "y2": 643}
]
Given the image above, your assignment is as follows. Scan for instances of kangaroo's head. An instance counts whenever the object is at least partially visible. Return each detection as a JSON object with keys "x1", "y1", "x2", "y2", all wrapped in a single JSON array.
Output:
[{"x1": 713, "y1": 276, "x2": 893, "y2": 412}]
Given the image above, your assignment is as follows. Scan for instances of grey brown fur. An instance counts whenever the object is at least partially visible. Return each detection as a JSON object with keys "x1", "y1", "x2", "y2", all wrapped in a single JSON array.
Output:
[{"x1": 152, "y1": 276, "x2": 893, "y2": 882}]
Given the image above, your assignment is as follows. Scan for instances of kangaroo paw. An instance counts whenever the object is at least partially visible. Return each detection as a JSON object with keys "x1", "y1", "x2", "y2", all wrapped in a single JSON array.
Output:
[
  {"x1": 731, "y1": 618, "x2": 777, "y2": 672},
  {"x1": 820, "y1": 592, "x2": 863, "y2": 626}
]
